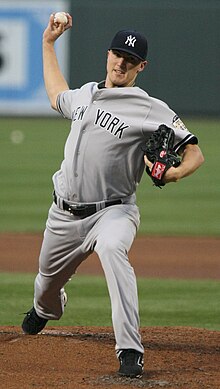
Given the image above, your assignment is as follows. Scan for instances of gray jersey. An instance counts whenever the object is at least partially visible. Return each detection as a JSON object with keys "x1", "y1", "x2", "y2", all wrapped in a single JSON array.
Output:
[{"x1": 54, "y1": 82, "x2": 196, "y2": 202}]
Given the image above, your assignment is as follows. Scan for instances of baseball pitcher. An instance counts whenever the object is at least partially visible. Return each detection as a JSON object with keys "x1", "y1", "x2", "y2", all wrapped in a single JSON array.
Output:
[{"x1": 22, "y1": 12, "x2": 204, "y2": 378}]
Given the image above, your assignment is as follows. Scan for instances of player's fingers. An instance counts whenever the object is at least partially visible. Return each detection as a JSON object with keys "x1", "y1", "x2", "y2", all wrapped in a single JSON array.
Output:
[
  {"x1": 49, "y1": 13, "x2": 56, "y2": 27},
  {"x1": 144, "y1": 155, "x2": 153, "y2": 171},
  {"x1": 56, "y1": 23, "x2": 66, "y2": 34},
  {"x1": 50, "y1": 16, "x2": 66, "y2": 37},
  {"x1": 64, "y1": 13, "x2": 73, "y2": 29},
  {"x1": 51, "y1": 13, "x2": 72, "y2": 33}
]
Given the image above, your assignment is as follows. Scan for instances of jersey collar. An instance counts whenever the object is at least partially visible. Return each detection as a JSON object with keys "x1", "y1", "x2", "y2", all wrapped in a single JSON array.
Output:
[{"x1": 97, "y1": 80, "x2": 136, "y2": 89}]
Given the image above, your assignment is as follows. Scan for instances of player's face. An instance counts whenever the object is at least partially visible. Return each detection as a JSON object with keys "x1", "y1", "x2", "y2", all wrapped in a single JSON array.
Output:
[{"x1": 105, "y1": 50, "x2": 147, "y2": 88}]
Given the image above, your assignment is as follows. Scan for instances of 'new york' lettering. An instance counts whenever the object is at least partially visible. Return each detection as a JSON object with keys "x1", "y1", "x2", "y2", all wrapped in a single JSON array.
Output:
[
  {"x1": 72, "y1": 106, "x2": 88, "y2": 121},
  {"x1": 94, "y1": 109, "x2": 129, "y2": 139}
]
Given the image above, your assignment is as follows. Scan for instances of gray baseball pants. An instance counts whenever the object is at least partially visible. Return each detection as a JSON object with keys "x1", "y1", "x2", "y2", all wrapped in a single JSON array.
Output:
[{"x1": 34, "y1": 201, "x2": 144, "y2": 354}]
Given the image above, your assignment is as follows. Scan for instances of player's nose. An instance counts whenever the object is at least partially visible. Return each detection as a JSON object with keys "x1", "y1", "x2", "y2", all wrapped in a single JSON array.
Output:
[{"x1": 117, "y1": 57, "x2": 127, "y2": 67}]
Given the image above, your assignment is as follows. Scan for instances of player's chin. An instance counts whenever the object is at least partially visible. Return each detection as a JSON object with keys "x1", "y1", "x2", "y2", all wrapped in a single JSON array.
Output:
[
  {"x1": 111, "y1": 72, "x2": 127, "y2": 85},
  {"x1": 112, "y1": 77, "x2": 128, "y2": 87}
]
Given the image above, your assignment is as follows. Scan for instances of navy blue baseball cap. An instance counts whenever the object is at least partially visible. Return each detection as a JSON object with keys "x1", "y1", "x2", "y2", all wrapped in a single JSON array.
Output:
[{"x1": 109, "y1": 29, "x2": 148, "y2": 61}]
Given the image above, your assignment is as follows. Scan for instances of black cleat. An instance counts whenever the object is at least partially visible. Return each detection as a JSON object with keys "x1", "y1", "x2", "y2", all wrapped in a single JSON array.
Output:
[
  {"x1": 22, "y1": 307, "x2": 48, "y2": 335},
  {"x1": 117, "y1": 349, "x2": 144, "y2": 378}
]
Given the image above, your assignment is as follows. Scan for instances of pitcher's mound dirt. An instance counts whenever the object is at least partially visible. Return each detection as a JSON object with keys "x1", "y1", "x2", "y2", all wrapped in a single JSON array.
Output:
[{"x1": 1, "y1": 326, "x2": 220, "y2": 389}]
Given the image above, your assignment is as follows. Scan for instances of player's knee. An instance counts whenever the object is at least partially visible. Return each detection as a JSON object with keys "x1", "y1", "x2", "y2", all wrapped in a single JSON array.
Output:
[{"x1": 95, "y1": 237, "x2": 124, "y2": 257}]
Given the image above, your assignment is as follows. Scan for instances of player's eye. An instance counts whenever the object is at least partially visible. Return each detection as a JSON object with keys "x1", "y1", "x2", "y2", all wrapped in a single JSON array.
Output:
[
  {"x1": 113, "y1": 50, "x2": 122, "y2": 58},
  {"x1": 128, "y1": 56, "x2": 141, "y2": 65}
]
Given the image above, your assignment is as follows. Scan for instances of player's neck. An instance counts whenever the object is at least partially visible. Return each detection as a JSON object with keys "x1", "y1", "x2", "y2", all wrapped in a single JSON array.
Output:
[{"x1": 104, "y1": 79, "x2": 135, "y2": 88}]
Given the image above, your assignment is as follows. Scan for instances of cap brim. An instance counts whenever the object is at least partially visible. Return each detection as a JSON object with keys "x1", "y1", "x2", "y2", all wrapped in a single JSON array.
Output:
[{"x1": 110, "y1": 47, "x2": 145, "y2": 61}]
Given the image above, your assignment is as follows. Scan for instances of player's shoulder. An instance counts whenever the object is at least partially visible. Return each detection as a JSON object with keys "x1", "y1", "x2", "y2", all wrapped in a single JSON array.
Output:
[
  {"x1": 79, "y1": 81, "x2": 98, "y2": 91},
  {"x1": 66, "y1": 82, "x2": 98, "y2": 95},
  {"x1": 133, "y1": 86, "x2": 149, "y2": 98},
  {"x1": 146, "y1": 92, "x2": 170, "y2": 110},
  {"x1": 135, "y1": 87, "x2": 170, "y2": 108},
  {"x1": 151, "y1": 96, "x2": 169, "y2": 107}
]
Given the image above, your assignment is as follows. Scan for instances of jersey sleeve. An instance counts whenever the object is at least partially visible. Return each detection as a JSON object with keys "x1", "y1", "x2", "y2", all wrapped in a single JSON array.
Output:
[
  {"x1": 56, "y1": 89, "x2": 79, "y2": 119},
  {"x1": 143, "y1": 97, "x2": 198, "y2": 152},
  {"x1": 172, "y1": 114, "x2": 198, "y2": 152}
]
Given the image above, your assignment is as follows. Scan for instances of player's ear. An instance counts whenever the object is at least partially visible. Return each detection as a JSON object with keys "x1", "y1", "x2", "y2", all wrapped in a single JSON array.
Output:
[
  {"x1": 138, "y1": 60, "x2": 148, "y2": 73},
  {"x1": 106, "y1": 50, "x2": 110, "y2": 63}
]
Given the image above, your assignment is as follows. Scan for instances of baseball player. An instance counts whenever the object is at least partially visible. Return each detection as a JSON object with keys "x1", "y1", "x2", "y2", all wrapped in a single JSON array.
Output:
[{"x1": 22, "y1": 13, "x2": 204, "y2": 378}]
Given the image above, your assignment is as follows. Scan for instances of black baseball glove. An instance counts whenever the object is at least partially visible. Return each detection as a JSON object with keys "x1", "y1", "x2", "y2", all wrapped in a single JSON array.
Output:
[{"x1": 142, "y1": 124, "x2": 181, "y2": 188}]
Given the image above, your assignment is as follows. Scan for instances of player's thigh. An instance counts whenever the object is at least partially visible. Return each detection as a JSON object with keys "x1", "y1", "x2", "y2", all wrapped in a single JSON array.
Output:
[
  {"x1": 39, "y1": 204, "x2": 87, "y2": 275},
  {"x1": 94, "y1": 204, "x2": 139, "y2": 253}
]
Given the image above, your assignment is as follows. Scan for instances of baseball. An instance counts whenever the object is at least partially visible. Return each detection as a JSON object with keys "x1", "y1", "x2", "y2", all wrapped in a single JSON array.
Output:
[{"x1": 54, "y1": 12, "x2": 68, "y2": 25}]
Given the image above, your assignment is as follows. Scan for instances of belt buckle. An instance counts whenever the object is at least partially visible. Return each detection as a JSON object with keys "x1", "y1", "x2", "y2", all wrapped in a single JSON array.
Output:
[
  {"x1": 68, "y1": 204, "x2": 87, "y2": 214},
  {"x1": 68, "y1": 204, "x2": 86, "y2": 210}
]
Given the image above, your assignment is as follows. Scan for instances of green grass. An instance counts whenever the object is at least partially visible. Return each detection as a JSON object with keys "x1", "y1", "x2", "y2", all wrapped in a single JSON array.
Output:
[
  {"x1": 0, "y1": 117, "x2": 219, "y2": 235},
  {"x1": 0, "y1": 118, "x2": 70, "y2": 231},
  {"x1": 0, "y1": 273, "x2": 219, "y2": 331}
]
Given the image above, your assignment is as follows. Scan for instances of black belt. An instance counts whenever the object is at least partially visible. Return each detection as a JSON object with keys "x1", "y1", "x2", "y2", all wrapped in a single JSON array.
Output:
[{"x1": 53, "y1": 193, "x2": 122, "y2": 217}]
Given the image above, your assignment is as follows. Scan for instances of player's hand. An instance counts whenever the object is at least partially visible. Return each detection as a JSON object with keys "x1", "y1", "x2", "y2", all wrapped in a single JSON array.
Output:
[
  {"x1": 43, "y1": 13, "x2": 72, "y2": 44},
  {"x1": 144, "y1": 155, "x2": 153, "y2": 171}
]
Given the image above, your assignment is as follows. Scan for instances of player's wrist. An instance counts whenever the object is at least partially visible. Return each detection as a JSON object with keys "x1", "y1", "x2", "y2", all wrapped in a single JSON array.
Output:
[
  {"x1": 43, "y1": 34, "x2": 56, "y2": 46},
  {"x1": 163, "y1": 166, "x2": 181, "y2": 183}
]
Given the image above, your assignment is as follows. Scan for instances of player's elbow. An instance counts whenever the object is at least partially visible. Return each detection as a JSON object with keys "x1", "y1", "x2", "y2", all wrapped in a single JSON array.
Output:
[
  {"x1": 50, "y1": 100, "x2": 58, "y2": 111},
  {"x1": 193, "y1": 145, "x2": 205, "y2": 169},
  {"x1": 199, "y1": 151, "x2": 205, "y2": 166},
  {"x1": 48, "y1": 93, "x2": 59, "y2": 111},
  {"x1": 185, "y1": 144, "x2": 205, "y2": 168}
]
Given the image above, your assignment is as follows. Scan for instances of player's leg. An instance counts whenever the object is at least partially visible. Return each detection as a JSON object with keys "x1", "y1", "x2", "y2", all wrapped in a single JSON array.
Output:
[
  {"x1": 22, "y1": 203, "x2": 90, "y2": 333},
  {"x1": 34, "y1": 230, "x2": 89, "y2": 320},
  {"x1": 92, "y1": 205, "x2": 144, "y2": 355}
]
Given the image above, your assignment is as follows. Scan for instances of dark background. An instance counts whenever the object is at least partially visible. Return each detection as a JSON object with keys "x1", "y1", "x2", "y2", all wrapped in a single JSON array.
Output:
[{"x1": 68, "y1": 0, "x2": 220, "y2": 115}]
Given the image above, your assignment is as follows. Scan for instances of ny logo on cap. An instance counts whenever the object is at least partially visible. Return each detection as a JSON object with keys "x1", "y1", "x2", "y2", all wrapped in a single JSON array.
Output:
[{"x1": 125, "y1": 35, "x2": 137, "y2": 47}]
